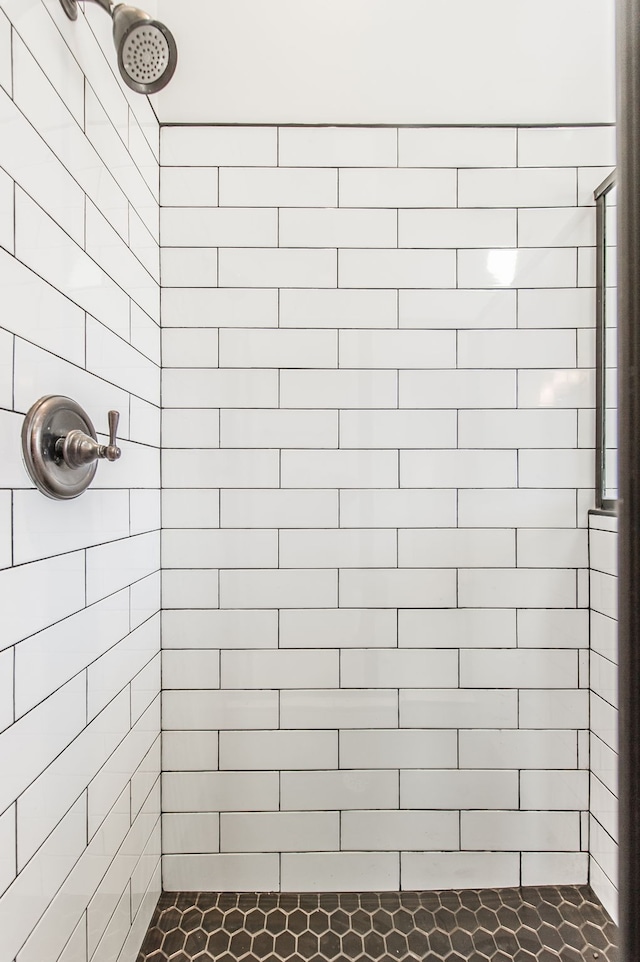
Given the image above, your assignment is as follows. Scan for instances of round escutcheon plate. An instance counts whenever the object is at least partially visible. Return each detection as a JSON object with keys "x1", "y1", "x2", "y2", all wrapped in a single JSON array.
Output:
[{"x1": 22, "y1": 396, "x2": 98, "y2": 500}]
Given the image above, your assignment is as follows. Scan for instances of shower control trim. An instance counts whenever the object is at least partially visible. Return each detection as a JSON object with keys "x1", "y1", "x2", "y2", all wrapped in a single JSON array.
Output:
[{"x1": 22, "y1": 396, "x2": 122, "y2": 500}]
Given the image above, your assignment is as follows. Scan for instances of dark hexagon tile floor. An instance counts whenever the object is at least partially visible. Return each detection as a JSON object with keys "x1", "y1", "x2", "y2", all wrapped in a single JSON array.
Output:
[{"x1": 136, "y1": 885, "x2": 617, "y2": 962}]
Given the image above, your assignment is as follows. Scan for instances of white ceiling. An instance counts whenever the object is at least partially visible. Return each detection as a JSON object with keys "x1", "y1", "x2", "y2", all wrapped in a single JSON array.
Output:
[{"x1": 153, "y1": 0, "x2": 615, "y2": 126}]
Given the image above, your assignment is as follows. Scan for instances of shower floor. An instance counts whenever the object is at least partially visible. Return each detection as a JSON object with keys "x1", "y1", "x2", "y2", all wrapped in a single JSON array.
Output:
[{"x1": 136, "y1": 884, "x2": 617, "y2": 962}]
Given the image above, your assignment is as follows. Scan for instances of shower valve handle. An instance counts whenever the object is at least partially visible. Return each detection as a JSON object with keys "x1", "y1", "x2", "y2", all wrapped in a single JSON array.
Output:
[{"x1": 57, "y1": 409, "x2": 122, "y2": 468}]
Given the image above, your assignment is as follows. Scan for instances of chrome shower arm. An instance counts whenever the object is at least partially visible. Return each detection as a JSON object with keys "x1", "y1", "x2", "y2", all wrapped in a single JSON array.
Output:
[
  {"x1": 59, "y1": 0, "x2": 113, "y2": 19},
  {"x1": 81, "y1": 0, "x2": 114, "y2": 14}
]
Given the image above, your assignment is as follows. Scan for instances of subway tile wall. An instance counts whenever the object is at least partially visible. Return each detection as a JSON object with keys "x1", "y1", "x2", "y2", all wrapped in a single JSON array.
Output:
[
  {"x1": 0, "y1": 2, "x2": 161, "y2": 961},
  {"x1": 589, "y1": 512, "x2": 618, "y2": 922},
  {"x1": 159, "y1": 123, "x2": 615, "y2": 892}
]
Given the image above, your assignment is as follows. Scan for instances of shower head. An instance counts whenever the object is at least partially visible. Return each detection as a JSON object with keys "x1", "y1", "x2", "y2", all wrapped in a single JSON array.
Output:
[{"x1": 59, "y1": 0, "x2": 178, "y2": 94}]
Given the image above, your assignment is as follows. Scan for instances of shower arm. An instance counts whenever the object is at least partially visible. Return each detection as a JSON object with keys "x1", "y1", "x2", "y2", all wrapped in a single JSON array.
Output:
[{"x1": 60, "y1": 0, "x2": 114, "y2": 21}]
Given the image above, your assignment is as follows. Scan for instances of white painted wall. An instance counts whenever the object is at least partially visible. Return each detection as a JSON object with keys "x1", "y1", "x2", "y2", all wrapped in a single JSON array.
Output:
[
  {"x1": 0, "y1": 2, "x2": 161, "y2": 960},
  {"x1": 155, "y1": 0, "x2": 615, "y2": 125}
]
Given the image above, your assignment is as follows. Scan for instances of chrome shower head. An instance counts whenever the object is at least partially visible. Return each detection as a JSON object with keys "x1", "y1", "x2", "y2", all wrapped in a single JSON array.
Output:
[
  {"x1": 112, "y1": 5, "x2": 178, "y2": 94},
  {"x1": 59, "y1": 0, "x2": 177, "y2": 94}
]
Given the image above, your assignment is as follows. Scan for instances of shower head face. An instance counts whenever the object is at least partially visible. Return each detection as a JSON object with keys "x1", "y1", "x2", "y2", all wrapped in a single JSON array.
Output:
[{"x1": 112, "y1": 5, "x2": 177, "y2": 94}]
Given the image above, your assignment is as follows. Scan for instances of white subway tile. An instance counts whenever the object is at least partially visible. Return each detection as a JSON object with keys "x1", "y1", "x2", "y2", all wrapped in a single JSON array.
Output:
[
  {"x1": 460, "y1": 650, "x2": 578, "y2": 689},
  {"x1": 458, "y1": 167, "x2": 576, "y2": 207},
  {"x1": 340, "y1": 568, "x2": 456, "y2": 608},
  {"x1": 518, "y1": 288, "x2": 595, "y2": 329},
  {"x1": 219, "y1": 730, "x2": 338, "y2": 771},
  {"x1": 131, "y1": 304, "x2": 161, "y2": 365},
  {"x1": 87, "y1": 616, "x2": 159, "y2": 721},
  {"x1": 221, "y1": 489, "x2": 336, "y2": 529},
  {"x1": 280, "y1": 369, "x2": 397, "y2": 408},
  {"x1": 400, "y1": 208, "x2": 516, "y2": 248},
  {"x1": 401, "y1": 770, "x2": 519, "y2": 810},
  {"x1": 401, "y1": 450, "x2": 517, "y2": 488},
  {"x1": 517, "y1": 529, "x2": 588, "y2": 568},
  {"x1": 0, "y1": 647, "x2": 12, "y2": 734},
  {"x1": 0, "y1": 552, "x2": 85, "y2": 651},
  {"x1": 14, "y1": 589, "x2": 129, "y2": 717},
  {"x1": 339, "y1": 168, "x2": 456, "y2": 207},
  {"x1": 162, "y1": 691, "x2": 278, "y2": 731},
  {"x1": 399, "y1": 128, "x2": 516, "y2": 167},
  {"x1": 400, "y1": 289, "x2": 516, "y2": 329},
  {"x1": 0, "y1": 797, "x2": 86, "y2": 962},
  {"x1": 280, "y1": 690, "x2": 397, "y2": 730},
  {"x1": 0, "y1": 489, "x2": 10, "y2": 569},
  {"x1": 459, "y1": 329, "x2": 576, "y2": 369},
  {"x1": 518, "y1": 450, "x2": 594, "y2": 487},
  {"x1": 399, "y1": 528, "x2": 515, "y2": 568},
  {"x1": 281, "y1": 770, "x2": 398, "y2": 811},
  {"x1": 459, "y1": 730, "x2": 577, "y2": 769},
  {"x1": 220, "y1": 569, "x2": 337, "y2": 608},
  {"x1": 161, "y1": 167, "x2": 218, "y2": 206},
  {"x1": 282, "y1": 852, "x2": 398, "y2": 892},
  {"x1": 220, "y1": 167, "x2": 337, "y2": 206},
  {"x1": 339, "y1": 329, "x2": 455, "y2": 368},
  {"x1": 219, "y1": 248, "x2": 337, "y2": 287},
  {"x1": 163, "y1": 411, "x2": 220, "y2": 450},
  {"x1": 163, "y1": 814, "x2": 219, "y2": 854},
  {"x1": 279, "y1": 127, "x2": 397, "y2": 167},
  {"x1": 340, "y1": 489, "x2": 456, "y2": 528},
  {"x1": 0, "y1": 249, "x2": 85, "y2": 364},
  {"x1": 161, "y1": 247, "x2": 217, "y2": 287},
  {"x1": 458, "y1": 409, "x2": 576, "y2": 448},
  {"x1": 400, "y1": 369, "x2": 515, "y2": 408},
  {"x1": 279, "y1": 609, "x2": 397, "y2": 649},
  {"x1": 163, "y1": 771, "x2": 276, "y2": 814},
  {"x1": 162, "y1": 287, "x2": 279, "y2": 328},
  {"x1": 15, "y1": 189, "x2": 129, "y2": 337},
  {"x1": 458, "y1": 489, "x2": 575, "y2": 527},
  {"x1": 518, "y1": 207, "x2": 595, "y2": 247},
  {"x1": 0, "y1": 675, "x2": 85, "y2": 813},
  {"x1": 339, "y1": 249, "x2": 456, "y2": 288},
  {"x1": 0, "y1": 803, "x2": 15, "y2": 896},
  {"x1": 280, "y1": 529, "x2": 396, "y2": 568},
  {"x1": 162, "y1": 207, "x2": 277, "y2": 247},
  {"x1": 0, "y1": 166, "x2": 13, "y2": 254},
  {"x1": 85, "y1": 317, "x2": 159, "y2": 403},
  {"x1": 280, "y1": 208, "x2": 397, "y2": 248},
  {"x1": 400, "y1": 689, "x2": 517, "y2": 729},
  {"x1": 163, "y1": 449, "x2": 279, "y2": 489},
  {"x1": 521, "y1": 852, "x2": 588, "y2": 886},
  {"x1": 462, "y1": 811, "x2": 580, "y2": 852},
  {"x1": 341, "y1": 649, "x2": 457, "y2": 688},
  {"x1": 162, "y1": 327, "x2": 218, "y2": 368},
  {"x1": 401, "y1": 853, "x2": 519, "y2": 891},
  {"x1": 340, "y1": 730, "x2": 456, "y2": 770},
  {"x1": 521, "y1": 771, "x2": 589, "y2": 810},
  {"x1": 578, "y1": 166, "x2": 613, "y2": 205},
  {"x1": 281, "y1": 450, "x2": 398, "y2": 488},
  {"x1": 163, "y1": 368, "x2": 277, "y2": 408},
  {"x1": 591, "y1": 611, "x2": 617, "y2": 663},
  {"x1": 163, "y1": 854, "x2": 279, "y2": 892},
  {"x1": 518, "y1": 369, "x2": 594, "y2": 408},
  {"x1": 590, "y1": 570, "x2": 618, "y2": 621},
  {"x1": 458, "y1": 248, "x2": 577, "y2": 288},
  {"x1": 161, "y1": 127, "x2": 277, "y2": 166},
  {"x1": 131, "y1": 571, "x2": 161, "y2": 629},
  {"x1": 162, "y1": 650, "x2": 220, "y2": 690},
  {"x1": 458, "y1": 569, "x2": 576, "y2": 608},
  {"x1": 343, "y1": 810, "x2": 458, "y2": 851},
  {"x1": 280, "y1": 288, "x2": 398, "y2": 328},
  {"x1": 0, "y1": 10, "x2": 11, "y2": 95},
  {"x1": 518, "y1": 609, "x2": 588, "y2": 649},
  {"x1": 219, "y1": 328, "x2": 337, "y2": 368},
  {"x1": 578, "y1": 245, "x2": 597, "y2": 286},
  {"x1": 518, "y1": 127, "x2": 616, "y2": 167},
  {"x1": 590, "y1": 527, "x2": 618, "y2": 574},
  {"x1": 163, "y1": 609, "x2": 278, "y2": 649},
  {"x1": 162, "y1": 529, "x2": 277, "y2": 569},
  {"x1": 399, "y1": 609, "x2": 516, "y2": 649},
  {"x1": 340, "y1": 410, "x2": 456, "y2": 449},
  {"x1": 221, "y1": 649, "x2": 338, "y2": 689},
  {"x1": 86, "y1": 531, "x2": 159, "y2": 605},
  {"x1": 163, "y1": 731, "x2": 218, "y2": 772},
  {"x1": 221, "y1": 812, "x2": 339, "y2": 852},
  {"x1": 162, "y1": 570, "x2": 218, "y2": 609}
]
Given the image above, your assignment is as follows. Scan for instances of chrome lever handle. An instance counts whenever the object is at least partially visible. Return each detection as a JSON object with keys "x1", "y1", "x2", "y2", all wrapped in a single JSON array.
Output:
[{"x1": 57, "y1": 409, "x2": 122, "y2": 468}]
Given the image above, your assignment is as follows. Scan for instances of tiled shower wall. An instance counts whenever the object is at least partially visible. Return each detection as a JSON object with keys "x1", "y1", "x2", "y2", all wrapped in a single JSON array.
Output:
[
  {"x1": 159, "y1": 123, "x2": 615, "y2": 892},
  {"x1": 589, "y1": 512, "x2": 618, "y2": 921},
  {"x1": 0, "y1": 2, "x2": 161, "y2": 961}
]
